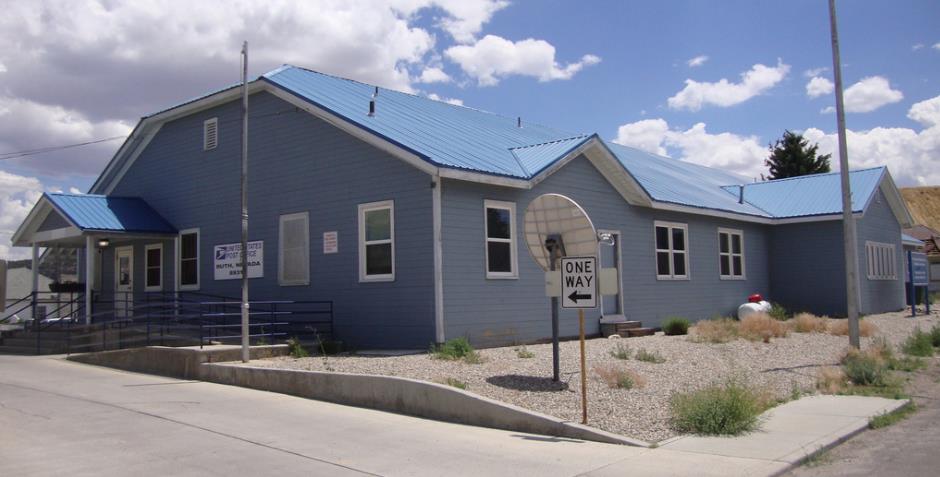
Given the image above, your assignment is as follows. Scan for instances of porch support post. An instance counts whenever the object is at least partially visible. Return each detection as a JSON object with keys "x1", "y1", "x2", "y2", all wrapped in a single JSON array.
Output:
[
  {"x1": 31, "y1": 243, "x2": 39, "y2": 320},
  {"x1": 85, "y1": 235, "x2": 94, "y2": 325}
]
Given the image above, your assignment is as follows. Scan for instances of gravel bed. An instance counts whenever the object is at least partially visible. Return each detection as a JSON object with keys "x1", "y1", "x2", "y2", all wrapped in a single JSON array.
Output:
[{"x1": 245, "y1": 310, "x2": 940, "y2": 443}]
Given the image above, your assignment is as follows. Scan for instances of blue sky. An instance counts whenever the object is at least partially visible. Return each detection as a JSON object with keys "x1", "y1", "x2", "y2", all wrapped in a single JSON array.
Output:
[{"x1": 0, "y1": 0, "x2": 938, "y2": 258}]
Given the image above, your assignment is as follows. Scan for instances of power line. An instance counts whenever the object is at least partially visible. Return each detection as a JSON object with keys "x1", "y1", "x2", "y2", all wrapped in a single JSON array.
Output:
[{"x1": 0, "y1": 135, "x2": 127, "y2": 161}]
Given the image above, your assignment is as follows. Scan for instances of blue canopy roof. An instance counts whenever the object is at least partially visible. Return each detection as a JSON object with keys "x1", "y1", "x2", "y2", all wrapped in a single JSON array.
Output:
[{"x1": 46, "y1": 193, "x2": 176, "y2": 234}]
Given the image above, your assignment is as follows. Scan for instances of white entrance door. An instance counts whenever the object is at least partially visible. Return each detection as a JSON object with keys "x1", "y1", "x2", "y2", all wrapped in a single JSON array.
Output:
[
  {"x1": 114, "y1": 246, "x2": 134, "y2": 318},
  {"x1": 599, "y1": 231, "x2": 624, "y2": 318}
]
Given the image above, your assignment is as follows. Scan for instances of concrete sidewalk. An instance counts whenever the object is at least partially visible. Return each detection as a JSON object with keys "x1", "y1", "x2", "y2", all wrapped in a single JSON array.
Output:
[
  {"x1": 585, "y1": 395, "x2": 909, "y2": 476},
  {"x1": 0, "y1": 355, "x2": 909, "y2": 476}
]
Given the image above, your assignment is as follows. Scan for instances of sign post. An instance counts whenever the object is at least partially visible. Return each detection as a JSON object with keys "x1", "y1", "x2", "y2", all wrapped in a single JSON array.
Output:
[
  {"x1": 909, "y1": 251, "x2": 931, "y2": 316},
  {"x1": 561, "y1": 256, "x2": 597, "y2": 425}
]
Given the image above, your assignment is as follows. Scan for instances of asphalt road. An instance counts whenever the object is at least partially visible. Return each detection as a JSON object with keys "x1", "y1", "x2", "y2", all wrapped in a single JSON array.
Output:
[
  {"x1": 0, "y1": 355, "x2": 642, "y2": 476},
  {"x1": 786, "y1": 357, "x2": 940, "y2": 477}
]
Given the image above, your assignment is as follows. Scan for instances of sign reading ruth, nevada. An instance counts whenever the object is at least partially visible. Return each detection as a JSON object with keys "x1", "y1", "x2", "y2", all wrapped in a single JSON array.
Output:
[
  {"x1": 213, "y1": 241, "x2": 264, "y2": 280},
  {"x1": 561, "y1": 256, "x2": 597, "y2": 309}
]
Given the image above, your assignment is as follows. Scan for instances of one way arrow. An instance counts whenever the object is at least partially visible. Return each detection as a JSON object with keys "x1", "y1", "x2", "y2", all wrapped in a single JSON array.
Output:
[{"x1": 568, "y1": 291, "x2": 592, "y2": 303}]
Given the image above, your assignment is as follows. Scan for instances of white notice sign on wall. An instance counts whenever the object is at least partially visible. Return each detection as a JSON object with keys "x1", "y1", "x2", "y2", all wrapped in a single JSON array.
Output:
[
  {"x1": 323, "y1": 231, "x2": 338, "y2": 254},
  {"x1": 214, "y1": 241, "x2": 264, "y2": 280}
]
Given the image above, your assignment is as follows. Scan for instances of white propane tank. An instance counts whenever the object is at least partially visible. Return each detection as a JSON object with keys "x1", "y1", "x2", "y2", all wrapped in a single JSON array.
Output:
[{"x1": 737, "y1": 301, "x2": 771, "y2": 320}]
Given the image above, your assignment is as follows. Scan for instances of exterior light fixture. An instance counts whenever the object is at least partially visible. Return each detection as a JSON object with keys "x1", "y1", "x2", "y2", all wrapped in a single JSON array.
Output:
[{"x1": 97, "y1": 238, "x2": 110, "y2": 248}]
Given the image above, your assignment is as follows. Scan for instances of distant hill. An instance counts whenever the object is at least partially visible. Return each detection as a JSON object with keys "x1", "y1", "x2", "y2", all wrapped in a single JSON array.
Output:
[{"x1": 901, "y1": 186, "x2": 940, "y2": 234}]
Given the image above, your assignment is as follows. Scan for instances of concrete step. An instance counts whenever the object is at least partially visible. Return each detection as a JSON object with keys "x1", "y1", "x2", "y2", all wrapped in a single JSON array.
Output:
[{"x1": 614, "y1": 321, "x2": 642, "y2": 331}]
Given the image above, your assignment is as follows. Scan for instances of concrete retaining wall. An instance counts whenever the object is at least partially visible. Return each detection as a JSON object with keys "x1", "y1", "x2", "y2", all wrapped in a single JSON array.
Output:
[
  {"x1": 68, "y1": 345, "x2": 288, "y2": 380},
  {"x1": 202, "y1": 363, "x2": 647, "y2": 447}
]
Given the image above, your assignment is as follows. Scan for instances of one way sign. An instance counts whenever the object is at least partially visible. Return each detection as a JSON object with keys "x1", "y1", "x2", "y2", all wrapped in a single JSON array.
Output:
[{"x1": 561, "y1": 256, "x2": 597, "y2": 309}]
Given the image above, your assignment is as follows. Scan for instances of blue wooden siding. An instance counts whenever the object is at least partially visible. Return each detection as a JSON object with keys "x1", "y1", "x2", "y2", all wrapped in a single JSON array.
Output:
[
  {"x1": 441, "y1": 155, "x2": 771, "y2": 347},
  {"x1": 108, "y1": 91, "x2": 435, "y2": 348},
  {"x1": 855, "y1": 188, "x2": 905, "y2": 314},
  {"x1": 768, "y1": 221, "x2": 847, "y2": 316}
]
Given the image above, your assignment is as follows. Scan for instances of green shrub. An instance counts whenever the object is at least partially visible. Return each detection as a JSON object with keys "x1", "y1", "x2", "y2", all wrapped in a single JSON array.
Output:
[
  {"x1": 841, "y1": 349, "x2": 888, "y2": 386},
  {"x1": 431, "y1": 337, "x2": 482, "y2": 363},
  {"x1": 515, "y1": 346, "x2": 535, "y2": 358},
  {"x1": 662, "y1": 317, "x2": 690, "y2": 336},
  {"x1": 287, "y1": 337, "x2": 309, "y2": 358},
  {"x1": 609, "y1": 342, "x2": 632, "y2": 360},
  {"x1": 902, "y1": 328, "x2": 934, "y2": 357},
  {"x1": 635, "y1": 348, "x2": 665, "y2": 363},
  {"x1": 768, "y1": 302, "x2": 788, "y2": 321},
  {"x1": 869, "y1": 403, "x2": 917, "y2": 429},
  {"x1": 670, "y1": 379, "x2": 767, "y2": 435},
  {"x1": 929, "y1": 324, "x2": 940, "y2": 348},
  {"x1": 444, "y1": 377, "x2": 467, "y2": 390}
]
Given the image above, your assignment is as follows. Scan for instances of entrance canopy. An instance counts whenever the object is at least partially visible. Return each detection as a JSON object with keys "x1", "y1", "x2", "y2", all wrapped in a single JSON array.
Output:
[{"x1": 12, "y1": 193, "x2": 177, "y2": 248}]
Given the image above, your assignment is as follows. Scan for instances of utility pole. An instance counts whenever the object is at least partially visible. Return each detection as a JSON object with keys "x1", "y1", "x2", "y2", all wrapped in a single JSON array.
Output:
[
  {"x1": 240, "y1": 41, "x2": 250, "y2": 363},
  {"x1": 828, "y1": 0, "x2": 861, "y2": 348}
]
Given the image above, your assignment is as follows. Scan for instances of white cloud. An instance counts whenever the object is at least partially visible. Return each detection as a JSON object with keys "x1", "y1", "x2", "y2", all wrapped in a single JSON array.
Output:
[
  {"x1": 912, "y1": 43, "x2": 924, "y2": 51},
  {"x1": 907, "y1": 95, "x2": 940, "y2": 127},
  {"x1": 427, "y1": 93, "x2": 463, "y2": 105},
  {"x1": 417, "y1": 66, "x2": 451, "y2": 83},
  {"x1": 68, "y1": 187, "x2": 83, "y2": 194},
  {"x1": 687, "y1": 55, "x2": 708, "y2": 68},
  {"x1": 804, "y1": 67, "x2": 828, "y2": 78},
  {"x1": 667, "y1": 60, "x2": 790, "y2": 111},
  {"x1": 934, "y1": 42, "x2": 940, "y2": 51},
  {"x1": 432, "y1": 0, "x2": 509, "y2": 43},
  {"x1": 0, "y1": 61, "x2": 6, "y2": 73},
  {"x1": 806, "y1": 76, "x2": 834, "y2": 98},
  {"x1": 0, "y1": 170, "x2": 43, "y2": 260},
  {"x1": 613, "y1": 94, "x2": 940, "y2": 188},
  {"x1": 0, "y1": 96, "x2": 132, "y2": 176},
  {"x1": 445, "y1": 35, "x2": 601, "y2": 86},
  {"x1": 614, "y1": 119, "x2": 767, "y2": 179},
  {"x1": 843, "y1": 76, "x2": 904, "y2": 113}
]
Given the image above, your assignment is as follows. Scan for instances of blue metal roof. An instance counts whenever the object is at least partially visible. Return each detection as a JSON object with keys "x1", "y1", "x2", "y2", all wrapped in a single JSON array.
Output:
[
  {"x1": 729, "y1": 167, "x2": 886, "y2": 218},
  {"x1": 263, "y1": 66, "x2": 578, "y2": 178},
  {"x1": 510, "y1": 135, "x2": 591, "y2": 176},
  {"x1": 902, "y1": 232, "x2": 923, "y2": 246},
  {"x1": 46, "y1": 193, "x2": 177, "y2": 234}
]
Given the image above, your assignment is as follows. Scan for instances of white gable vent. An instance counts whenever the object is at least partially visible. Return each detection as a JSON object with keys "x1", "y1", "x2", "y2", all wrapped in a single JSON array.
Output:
[{"x1": 203, "y1": 117, "x2": 218, "y2": 150}]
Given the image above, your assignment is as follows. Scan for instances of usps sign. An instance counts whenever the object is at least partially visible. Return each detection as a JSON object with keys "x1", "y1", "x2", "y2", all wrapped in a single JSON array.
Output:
[
  {"x1": 214, "y1": 241, "x2": 264, "y2": 280},
  {"x1": 561, "y1": 257, "x2": 597, "y2": 309}
]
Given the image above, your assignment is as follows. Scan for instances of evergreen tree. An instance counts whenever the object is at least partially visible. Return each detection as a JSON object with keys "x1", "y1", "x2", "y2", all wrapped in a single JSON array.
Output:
[{"x1": 764, "y1": 130, "x2": 832, "y2": 180}]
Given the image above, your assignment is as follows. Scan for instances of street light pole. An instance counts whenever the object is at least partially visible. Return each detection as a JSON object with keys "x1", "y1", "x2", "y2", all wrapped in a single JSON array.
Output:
[
  {"x1": 240, "y1": 41, "x2": 250, "y2": 363},
  {"x1": 828, "y1": 0, "x2": 861, "y2": 348}
]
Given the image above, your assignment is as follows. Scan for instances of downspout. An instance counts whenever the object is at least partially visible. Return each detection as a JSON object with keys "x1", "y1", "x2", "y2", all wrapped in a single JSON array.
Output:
[{"x1": 432, "y1": 171, "x2": 445, "y2": 344}]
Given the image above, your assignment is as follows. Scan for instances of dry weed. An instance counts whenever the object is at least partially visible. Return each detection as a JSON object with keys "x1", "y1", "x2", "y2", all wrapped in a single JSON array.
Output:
[
  {"x1": 790, "y1": 313, "x2": 829, "y2": 333},
  {"x1": 739, "y1": 313, "x2": 790, "y2": 342},
  {"x1": 829, "y1": 319, "x2": 878, "y2": 337},
  {"x1": 593, "y1": 364, "x2": 646, "y2": 389},
  {"x1": 689, "y1": 318, "x2": 739, "y2": 343},
  {"x1": 816, "y1": 366, "x2": 847, "y2": 394}
]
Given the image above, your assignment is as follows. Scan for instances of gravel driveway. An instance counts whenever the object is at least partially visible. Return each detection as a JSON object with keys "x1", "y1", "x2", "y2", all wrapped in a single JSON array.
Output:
[{"x1": 248, "y1": 310, "x2": 940, "y2": 443}]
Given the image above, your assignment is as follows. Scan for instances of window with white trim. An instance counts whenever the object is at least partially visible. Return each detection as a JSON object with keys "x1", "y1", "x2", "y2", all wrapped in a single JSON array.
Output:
[
  {"x1": 358, "y1": 201, "x2": 394, "y2": 282},
  {"x1": 866, "y1": 241, "x2": 896, "y2": 280},
  {"x1": 203, "y1": 118, "x2": 218, "y2": 150},
  {"x1": 718, "y1": 228, "x2": 745, "y2": 280},
  {"x1": 179, "y1": 229, "x2": 200, "y2": 290},
  {"x1": 279, "y1": 212, "x2": 310, "y2": 286},
  {"x1": 145, "y1": 243, "x2": 163, "y2": 291},
  {"x1": 484, "y1": 200, "x2": 518, "y2": 278},
  {"x1": 654, "y1": 221, "x2": 689, "y2": 280}
]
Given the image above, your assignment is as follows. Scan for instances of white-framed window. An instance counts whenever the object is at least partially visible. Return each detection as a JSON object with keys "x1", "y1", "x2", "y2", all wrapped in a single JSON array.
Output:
[
  {"x1": 484, "y1": 199, "x2": 518, "y2": 279},
  {"x1": 279, "y1": 212, "x2": 310, "y2": 286},
  {"x1": 718, "y1": 228, "x2": 745, "y2": 280},
  {"x1": 178, "y1": 228, "x2": 200, "y2": 290},
  {"x1": 358, "y1": 200, "x2": 394, "y2": 282},
  {"x1": 654, "y1": 221, "x2": 690, "y2": 280},
  {"x1": 203, "y1": 118, "x2": 218, "y2": 150},
  {"x1": 866, "y1": 241, "x2": 896, "y2": 280},
  {"x1": 145, "y1": 243, "x2": 163, "y2": 291}
]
